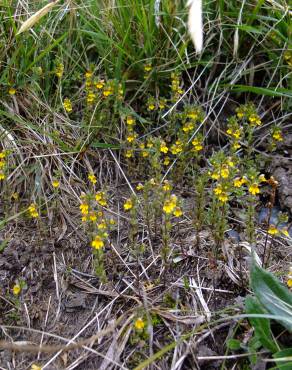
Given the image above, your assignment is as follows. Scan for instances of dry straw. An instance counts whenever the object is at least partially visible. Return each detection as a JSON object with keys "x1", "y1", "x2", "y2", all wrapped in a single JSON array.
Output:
[
  {"x1": 187, "y1": 0, "x2": 203, "y2": 53},
  {"x1": 17, "y1": 0, "x2": 60, "y2": 35}
]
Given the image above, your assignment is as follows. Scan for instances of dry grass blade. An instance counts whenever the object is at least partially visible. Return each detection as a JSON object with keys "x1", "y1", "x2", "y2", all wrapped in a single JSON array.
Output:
[{"x1": 16, "y1": 0, "x2": 60, "y2": 35}]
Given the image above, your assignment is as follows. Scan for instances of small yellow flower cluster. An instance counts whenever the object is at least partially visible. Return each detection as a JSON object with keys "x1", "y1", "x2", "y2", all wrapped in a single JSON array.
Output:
[
  {"x1": 147, "y1": 96, "x2": 156, "y2": 111},
  {"x1": 226, "y1": 117, "x2": 243, "y2": 150},
  {"x1": 95, "y1": 191, "x2": 107, "y2": 206},
  {"x1": 91, "y1": 235, "x2": 104, "y2": 250},
  {"x1": 124, "y1": 115, "x2": 138, "y2": 158},
  {"x1": 28, "y1": 203, "x2": 39, "y2": 218},
  {"x1": 55, "y1": 62, "x2": 64, "y2": 78},
  {"x1": 159, "y1": 98, "x2": 167, "y2": 110},
  {"x1": 233, "y1": 176, "x2": 247, "y2": 188},
  {"x1": 52, "y1": 179, "x2": 60, "y2": 188},
  {"x1": 160, "y1": 140, "x2": 168, "y2": 154},
  {"x1": 12, "y1": 283, "x2": 21, "y2": 296},
  {"x1": 170, "y1": 72, "x2": 183, "y2": 101},
  {"x1": 271, "y1": 126, "x2": 283, "y2": 142},
  {"x1": 0, "y1": 150, "x2": 7, "y2": 180},
  {"x1": 123, "y1": 198, "x2": 133, "y2": 211},
  {"x1": 267, "y1": 224, "x2": 289, "y2": 237},
  {"x1": 134, "y1": 317, "x2": 145, "y2": 330},
  {"x1": 191, "y1": 136, "x2": 203, "y2": 152},
  {"x1": 103, "y1": 81, "x2": 114, "y2": 97},
  {"x1": 88, "y1": 173, "x2": 97, "y2": 185},
  {"x1": 236, "y1": 104, "x2": 262, "y2": 127},
  {"x1": 210, "y1": 157, "x2": 235, "y2": 181},
  {"x1": 284, "y1": 50, "x2": 292, "y2": 68},
  {"x1": 144, "y1": 63, "x2": 152, "y2": 79},
  {"x1": 63, "y1": 98, "x2": 72, "y2": 113},
  {"x1": 8, "y1": 87, "x2": 16, "y2": 95},
  {"x1": 170, "y1": 139, "x2": 184, "y2": 155},
  {"x1": 247, "y1": 174, "x2": 266, "y2": 196},
  {"x1": 139, "y1": 143, "x2": 149, "y2": 158},
  {"x1": 213, "y1": 184, "x2": 229, "y2": 203},
  {"x1": 163, "y1": 194, "x2": 182, "y2": 217},
  {"x1": 248, "y1": 113, "x2": 262, "y2": 127}
]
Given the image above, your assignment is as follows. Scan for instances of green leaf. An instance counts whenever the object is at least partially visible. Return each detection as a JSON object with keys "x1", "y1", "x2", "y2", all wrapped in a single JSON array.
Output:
[
  {"x1": 229, "y1": 85, "x2": 292, "y2": 98},
  {"x1": 245, "y1": 296, "x2": 278, "y2": 353},
  {"x1": 272, "y1": 348, "x2": 292, "y2": 370},
  {"x1": 250, "y1": 264, "x2": 292, "y2": 332},
  {"x1": 226, "y1": 339, "x2": 241, "y2": 350}
]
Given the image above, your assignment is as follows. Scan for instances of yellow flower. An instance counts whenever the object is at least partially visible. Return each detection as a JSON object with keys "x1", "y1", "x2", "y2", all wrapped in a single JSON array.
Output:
[
  {"x1": 170, "y1": 143, "x2": 183, "y2": 155},
  {"x1": 159, "y1": 98, "x2": 167, "y2": 109},
  {"x1": 63, "y1": 98, "x2": 72, "y2": 112},
  {"x1": 124, "y1": 198, "x2": 133, "y2": 210},
  {"x1": 233, "y1": 177, "x2": 244, "y2": 187},
  {"x1": 287, "y1": 279, "x2": 292, "y2": 288},
  {"x1": 136, "y1": 183, "x2": 144, "y2": 191},
  {"x1": 162, "y1": 181, "x2": 171, "y2": 192},
  {"x1": 160, "y1": 142, "x2": 168, "y2": 154},
  {"x1": 126, "y1": 116, "x2": 135, "y2": 126},
  {"x1": 0, "y1": 151, "x2": 6, "y2": 159},
  {"x1": 237, "y1": 112, "x2": 244, "y2": 119},
  {"x1": 268, "y1": 225, "x2": 279, "y2": 235},
  {"x1": 31, "y1": 365, "x2": 42, "y2": 370},
  {"x1": 13, "y1": 284, "x2": 21, "y2": 296},
  {"x1": 163, "y1": 195, "x2": 177, "y2": 214},
  {"x1": 258, "y1": 174, "x2": 266, "y2": 183},
  {"x1": 0, "y1": 172, "x2": 5, "y2": 181},
  {"x1": 272, "y1": 132, "x2": 283, "y2": 141},
  {"x1": 55, "y1": 63, "x2": 64, "y2": 78},
  {"x1": 226, "y1": 128, "x2": 233, "y2": 135},
  {"x1": 233, "y1": 142, "x2": 241, "y2": 150},
  {"x1": 173, "y1": 207, "x2": 183, "y2": 217},
  {"x1": 88, "y1": 173, "x2": 97, "y2": 184},
  {"x1": 85, "y1": 71, "x2": 93, "y2": 79},
  {"x1": 249, "y1": 114, "x2": 261, "y2": 126},
  {"x1": 81, "y1": 215, "x2": 88, "y2": 222},
  {"x1": 9, "y1": 87, "x2": 16, "y2": 95},
  {"x1": 187, "y1": 112, "x2": 198, "y2": 120},
  {"x1": 28, "y1": 203, "x2": 39, "y2": 218},
  {"x1": 91, "y1": 235, "x2": 104, "y2": 250},
  {"x1": 52, "y1": 180, "x2": 60, "y2": 188},
  {"x1": 98, "y1": 220, "x2": 107, "y2": 230},
  {"x1": 95, "y1": 80, "x2": 105, "y2": 89},
  {"x1": 218, "y1": 192, "x2": 228, "y2": 203},
  {"x1": 144, "y1": 64, "x2": 152, "y2": 72},
  {"x1": 134, "y1": 317, "x2": 145, "y2": 330},
  {"x1": 213, "y1": 185, "x2": 222, "y2": 195},
  {"x1": 211, "y1": 172, "x2": 220, "y2": 180},
  {"x1": 95, "y1": 192, "x2": 107, "y2": 206},
  {"x1": 220, "y1": 166, "x2": 229, "y2": 178},
  {"x1": 125, "y1": 150, "x2": 133, "y2": 158},
  {"x1": 80, "y1": 203, "x2": 89, "y2": 215},
  {"x1": 163, "y1": 157, "x2": 170, "y2": 166},
  {"x1": 192, "y1": 138, "x2": 203, "y2": 151},
  {"x1": 86, "y1": 91, "x2": 96, "y2": 104},
  {"x1": 89, "y1": 212, "x2": 97, "y2": 222},
  {"x1": 148, "y1": 103, "x2": 155, "y2": 111},
  {"x1": 126, "y1": 133, "x2": 137, "y2": 143},
  {"x1": 233, "y1": 129, "x2": 241, "y2": 140},
  {"x1": 103, "y1": 88, "x2": 113, "y2": 97},
  {"x1": 248, "y1": 183, "x2": 260, "y2": 195}
]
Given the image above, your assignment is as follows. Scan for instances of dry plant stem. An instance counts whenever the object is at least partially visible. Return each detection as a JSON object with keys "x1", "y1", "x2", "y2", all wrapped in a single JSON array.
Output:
[{"x1": 263, "y1": 181, "x2": 277, "y2": 268}]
